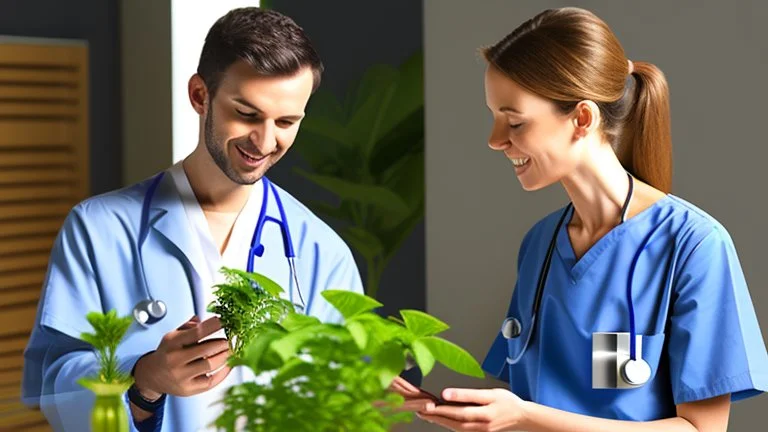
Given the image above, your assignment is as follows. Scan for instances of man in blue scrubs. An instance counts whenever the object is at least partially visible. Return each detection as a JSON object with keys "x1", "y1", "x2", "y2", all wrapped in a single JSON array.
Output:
[{"x1": 22, "y1": 8, "x2": 365, "y2": 431}]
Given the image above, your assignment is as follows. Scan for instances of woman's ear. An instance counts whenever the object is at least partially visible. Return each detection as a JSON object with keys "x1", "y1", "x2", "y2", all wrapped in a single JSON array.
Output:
[
  {"x1": 572, "y1": 100, "x2": 601, "y2": 138},
  {"x1": 188, "y1": 74, "x2": 209, "y2": 116}
]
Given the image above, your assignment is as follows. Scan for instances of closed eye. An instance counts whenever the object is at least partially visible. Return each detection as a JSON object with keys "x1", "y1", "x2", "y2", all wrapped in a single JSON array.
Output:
[
  {"x1": 236, "y1": 109, "x2": 259, "y2": 119},
  {"x1": 509, "y1": 123, "x2": 524, "y2": 130}
]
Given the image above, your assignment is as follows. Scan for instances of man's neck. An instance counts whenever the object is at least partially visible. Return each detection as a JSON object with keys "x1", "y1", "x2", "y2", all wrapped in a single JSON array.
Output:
[{"x1": 182, "y1": 147, "x2": 252, "y2": 213}]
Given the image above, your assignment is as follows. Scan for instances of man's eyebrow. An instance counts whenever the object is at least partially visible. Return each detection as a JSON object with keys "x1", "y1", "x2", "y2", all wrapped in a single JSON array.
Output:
[{"x1": 233, "y1": 97, "x2": 263, "y2": 113}]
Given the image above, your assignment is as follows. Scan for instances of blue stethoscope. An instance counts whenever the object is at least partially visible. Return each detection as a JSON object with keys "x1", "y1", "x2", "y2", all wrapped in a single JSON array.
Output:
[
  {"x1": 502, "y1": 172, "x2": 651, "y2": 386},
  {"x1": 132, "y1": 171, "x2": 306, "y2": 327}
]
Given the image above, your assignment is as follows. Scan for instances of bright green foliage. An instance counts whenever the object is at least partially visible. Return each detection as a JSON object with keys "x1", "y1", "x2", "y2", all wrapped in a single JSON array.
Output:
[
  {"x1": 78, "y1": 310, "x2": 134, "y2": 385},
  {"x1": 212, "y1": 283, "x2": 484, "y2": 431},
  {"x1": 207, "y1": 268, "x2": 296, "y2": 358}
]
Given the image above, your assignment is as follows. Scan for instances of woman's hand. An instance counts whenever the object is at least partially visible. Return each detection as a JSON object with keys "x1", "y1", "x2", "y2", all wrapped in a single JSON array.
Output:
[
  {"x1": 387, "y1": 376, "x2": 437, "y2": 412},
  {"x1": 417, "y1": 388, "x2": 528, "y2": 431}
]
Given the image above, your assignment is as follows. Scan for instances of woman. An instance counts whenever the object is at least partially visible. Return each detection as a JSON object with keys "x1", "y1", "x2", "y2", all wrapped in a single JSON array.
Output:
[{"x1": 396, "y1": 7, "x2": 768, "y2": 431}]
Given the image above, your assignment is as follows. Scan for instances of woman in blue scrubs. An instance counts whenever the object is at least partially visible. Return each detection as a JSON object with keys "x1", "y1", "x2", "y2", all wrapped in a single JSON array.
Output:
[{"x1": 415, "y1": 7, "x2": 768, "y2": 431}]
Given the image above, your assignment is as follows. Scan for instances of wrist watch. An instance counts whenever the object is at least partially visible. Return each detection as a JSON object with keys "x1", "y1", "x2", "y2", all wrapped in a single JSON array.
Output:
[
  {"x1": 128, "y1": 351, "x2": 166, "y2": 413},
  {"x1": 127, "y1": 383, "x2": 166, "y2": 413}
]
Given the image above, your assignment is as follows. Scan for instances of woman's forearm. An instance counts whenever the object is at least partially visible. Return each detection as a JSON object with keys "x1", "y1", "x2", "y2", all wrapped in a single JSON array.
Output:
[{"x1": 520, "y1": 401, "x2": 698, "y2": 432}]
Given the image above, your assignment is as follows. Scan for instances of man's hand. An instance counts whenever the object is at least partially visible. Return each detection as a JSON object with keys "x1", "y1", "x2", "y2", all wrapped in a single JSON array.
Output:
[{"x1": 133, "y1": 316, "x2": 232, "y2": 400}]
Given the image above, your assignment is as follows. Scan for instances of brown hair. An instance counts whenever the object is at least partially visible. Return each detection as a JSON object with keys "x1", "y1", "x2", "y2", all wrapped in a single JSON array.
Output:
[
  {"x1": 483, "y1": 7, "x2": 672, "y2": 192},
  {"x1": 197, "y1": 7, "x2": 324, "y2": 99}
]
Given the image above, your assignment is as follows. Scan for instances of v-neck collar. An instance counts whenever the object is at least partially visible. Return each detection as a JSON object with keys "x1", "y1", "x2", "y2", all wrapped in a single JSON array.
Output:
[
  {"x1": 168, "y1": 162, "x2": 264, "y2": 282},
  {"x1": 555, "y1": 195, "x2": 673, "y2": 282}
]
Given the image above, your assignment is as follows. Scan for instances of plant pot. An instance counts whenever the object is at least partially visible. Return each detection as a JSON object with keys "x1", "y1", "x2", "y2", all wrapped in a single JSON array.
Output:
[{"x1": 79, "y1": 378, "x2": 133, "y2": 432}]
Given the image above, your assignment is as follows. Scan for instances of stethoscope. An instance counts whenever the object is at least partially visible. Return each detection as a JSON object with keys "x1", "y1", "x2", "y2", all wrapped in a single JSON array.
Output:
[
  {"x1": 132, "y1": 171, "x2": 306, "y2": 327},
  {"x1": 502, "y1": 172, "x2": 652, "y2": 386}
]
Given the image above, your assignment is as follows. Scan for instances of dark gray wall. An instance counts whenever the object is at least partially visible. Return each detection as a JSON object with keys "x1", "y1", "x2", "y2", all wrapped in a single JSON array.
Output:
[
  {"x1": 267, "y1": 0, "x2": 426, "y2": 317},
  {"x1": 0, "y1": 0, "x2": 122, "y2": 195}
]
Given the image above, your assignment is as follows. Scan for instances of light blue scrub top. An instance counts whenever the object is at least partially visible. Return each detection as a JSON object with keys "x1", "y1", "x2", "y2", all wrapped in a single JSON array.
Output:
[
  {"x1": 483, "y1": 195, "x2": 768, "y2": 421},
  {"x1": 21, "y1": 173, "x2": 364, "y2": 431}
]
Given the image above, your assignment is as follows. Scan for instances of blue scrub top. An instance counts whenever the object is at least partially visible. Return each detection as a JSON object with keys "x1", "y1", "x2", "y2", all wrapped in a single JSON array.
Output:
[{"x1": 483, "y1": 195, "x2": 768, "y2": 421}]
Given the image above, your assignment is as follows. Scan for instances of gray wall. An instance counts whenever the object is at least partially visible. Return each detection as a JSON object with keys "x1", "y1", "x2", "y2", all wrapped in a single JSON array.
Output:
[
  {"x1": 0, "y1": 0, "x2": 122, "y2": 195},
  {"x1": 423, "y1": 1, "x2": 767, "y2": 431}
]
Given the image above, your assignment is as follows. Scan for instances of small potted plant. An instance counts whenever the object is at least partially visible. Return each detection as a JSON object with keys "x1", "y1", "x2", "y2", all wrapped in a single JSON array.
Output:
[
  {"x1": 77, "y1": 310, "x2": 134, "y2": 432},
  {"x1": 207, "y1": 268, "x2": 484, "y2": 431}
]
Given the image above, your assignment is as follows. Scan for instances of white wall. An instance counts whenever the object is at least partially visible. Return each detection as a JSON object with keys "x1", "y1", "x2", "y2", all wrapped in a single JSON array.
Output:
[{"x1": 423, "y1": 1, "x2": 767, "y2": 431}]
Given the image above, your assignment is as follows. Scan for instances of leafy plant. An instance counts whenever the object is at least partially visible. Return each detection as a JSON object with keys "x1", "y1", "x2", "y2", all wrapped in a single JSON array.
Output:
[
  {"x1": 207, "y1": 267, "x2": 296, "y2": 358},
  {"x1": 77, "y1": 310, "x2": 135, "y2": 432},
  {"x1": 77, "y1": 310, "x2": 134, "y2": 385},
  {"x1": 293, "y1": 52, "x2": 425, "y2": 299},
  {"x1": 212, "y1": 278, "x2": 484, "y2": 431}
]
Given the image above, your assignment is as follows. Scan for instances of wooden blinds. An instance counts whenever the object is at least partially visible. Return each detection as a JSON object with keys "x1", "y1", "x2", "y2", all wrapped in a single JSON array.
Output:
[{"x1": 0, "y1": 38, "x2": 89, "y2": 431}]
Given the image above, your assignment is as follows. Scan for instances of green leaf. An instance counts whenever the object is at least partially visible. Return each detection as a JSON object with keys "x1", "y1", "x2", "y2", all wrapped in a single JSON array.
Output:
[
  {"x1": 346, "y1": 320, "x2": 368, "y2": 350},
  {"x1": 340, "y1": 226, "x2": 384, "y2": 261},
  {"x1": 280, "y1": 313, "x2": 321, "y2": 332},
  {"x1": 373, "y1": 342, "x2": 405, "y2": 389},
  {"x1": 399, "y1": 310, "x2": 449, "y2": 337},
  {"x1": 234, "y1": 329, "x2": 285, "y2": 370},
  {"x1": 269, "y1": 324, "x2": 324, "y2": 362},
  {"x1": 322, "y1": 290, "x2": 383, "y2": 320},
  {"x1": 419, "y1": 336, "x2": 484, "y2": 378},
  {"x1": 409, "y1": 339, "x2": 435, "y2": 376},
  {"x1": 294, "y1": 168, "x2": 410, "y2": 216}
]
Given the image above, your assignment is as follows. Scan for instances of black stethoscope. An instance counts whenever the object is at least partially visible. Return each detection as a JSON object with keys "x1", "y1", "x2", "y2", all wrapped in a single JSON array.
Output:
[
  {"x1": 502, "y1": 172, "x2": 652, "y2": 386},
  {"x1": 132, "y1": 171, "x2": 306, "y2": 327}
]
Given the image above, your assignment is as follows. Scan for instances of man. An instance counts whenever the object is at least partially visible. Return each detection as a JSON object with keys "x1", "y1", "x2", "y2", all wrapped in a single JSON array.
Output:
[{"x1": 22, "y1": 8, "x2": 364, "y2": 431}]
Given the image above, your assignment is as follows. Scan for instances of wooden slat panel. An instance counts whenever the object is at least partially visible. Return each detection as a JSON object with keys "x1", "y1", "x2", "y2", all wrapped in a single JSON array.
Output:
[
  {"x1": 0, "y1": 253, "x2": 50, "y2": 273},
  {"x1": 0, "y1": 85, "x2": 78, "y2": 100},
  {"x1": 0, "y1": 69, "x2": 78, "y2": 86},
  {"x1": 0, "y1": 219, "x2": 64, "y2": 239},
  {"x1": 0, "y1": 122, "x2": 74, "y2": 147},
  {"x1": 0, "y1": 185, "x2": 75, "y2": 202},
  {"x1": 0, "y1": 407, "x2": 47, "y2": 429},
  {"x1": 0, "y1": 43, "x2": 85, "y2": 67},
  {"x1": 0, "y1": 169, "x2": 74, "y2": 185},
  {"x1": 0, "y1": 353, "x2": 24, "y2": 370},
  {"x1": 0, "y1": 104, "x2": 78, "y2": 117},
  {"x1": 0, "y1": 401, "x2": 28, "y2": 415},
  {"x1": 0, "y1": 383, "x2": 20, "y2": 401},
  {"x1": 18, "y1": 421, "x2": 51, "y2": 432},
  {"x1": 0, "y1": 203, "x2": 71, "y2": 221},
  {"x1": 0, "y1": 367, "x2": 21, "y2": 387},
  {"x1": 0, "y1": 271, "x2": 44, "y2": 292},
  {"x1": 0, "y1": 237, "x2": 55, "y2": 256},
  {"x1": 0, "y1": 304, "x2": 37, "y2": 338},
  {"x1": 0, "y1": 151, "x2": 74, "y2": 168},
  {"x1": 0, "y1": 335, "x2": 28, "y2": 355},
  {"x1": 0, "y1": 288, "x2": 41, "y2": 309}
]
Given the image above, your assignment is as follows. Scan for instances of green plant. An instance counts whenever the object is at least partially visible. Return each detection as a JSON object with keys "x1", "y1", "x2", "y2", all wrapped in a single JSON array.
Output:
[
  {"x1": 293, "y1": 52, "x2": 425, "y2": 299},
  {"x1": 77, "y1": 310, "x2": 134, "y2": 432},
  {"x1": 207, "y1": 268, "x2": 296, "y2": 358},
  {"x1": 212, "y1": 276, "x2": 483, "y2": 431},
  {"x1": 78, "y1": 310, "x2": 134, "y2": 385}
]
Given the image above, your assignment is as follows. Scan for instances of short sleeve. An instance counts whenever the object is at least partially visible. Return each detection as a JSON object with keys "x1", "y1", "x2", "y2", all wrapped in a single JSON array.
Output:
[
  {"x1": 668, "y1": 226, "x2": 768, "y2": 404},
  {"x1": 482, "y1": 226, "x2": 536, "y2": 382}
]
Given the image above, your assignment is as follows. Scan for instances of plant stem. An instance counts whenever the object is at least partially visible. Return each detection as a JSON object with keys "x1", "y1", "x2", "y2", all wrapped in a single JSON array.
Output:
[{"x1": 365, "y1": 254, "x2": 386, "y2": 299}]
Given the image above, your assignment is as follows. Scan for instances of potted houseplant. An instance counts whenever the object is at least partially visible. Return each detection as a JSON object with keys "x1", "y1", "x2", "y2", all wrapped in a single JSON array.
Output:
[
  {"x1": 208, "y1": 268, "x2": 483, "y2": 431},
  {"x1": 77, "y1": 310, "x2": 134, "y2": 432}
]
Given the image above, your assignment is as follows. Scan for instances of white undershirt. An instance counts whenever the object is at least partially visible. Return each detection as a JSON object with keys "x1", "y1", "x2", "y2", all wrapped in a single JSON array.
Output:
[{"x1": 168, "y1": 161, "x2": 263, "y2": 430}]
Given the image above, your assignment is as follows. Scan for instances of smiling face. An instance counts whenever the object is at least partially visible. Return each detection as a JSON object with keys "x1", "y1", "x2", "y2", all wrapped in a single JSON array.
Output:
[
  {"x1": 484, "y1": 65, "x2": 588, "y2": 191},
  {"x1": 191, "y1": 60, "x2": 314, "y2": 185}
]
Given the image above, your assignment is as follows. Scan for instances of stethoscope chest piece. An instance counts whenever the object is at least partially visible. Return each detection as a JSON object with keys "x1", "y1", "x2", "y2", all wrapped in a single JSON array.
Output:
[
  {"x1": 502, "y1": 317, "x2": 522, "y2": 339},
  {"x1": 621, "y1": 358, "x2": 651, "y2": 386},
  {"x1": 133, "y1": 299, "x2": 167, "y2": 327}
]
